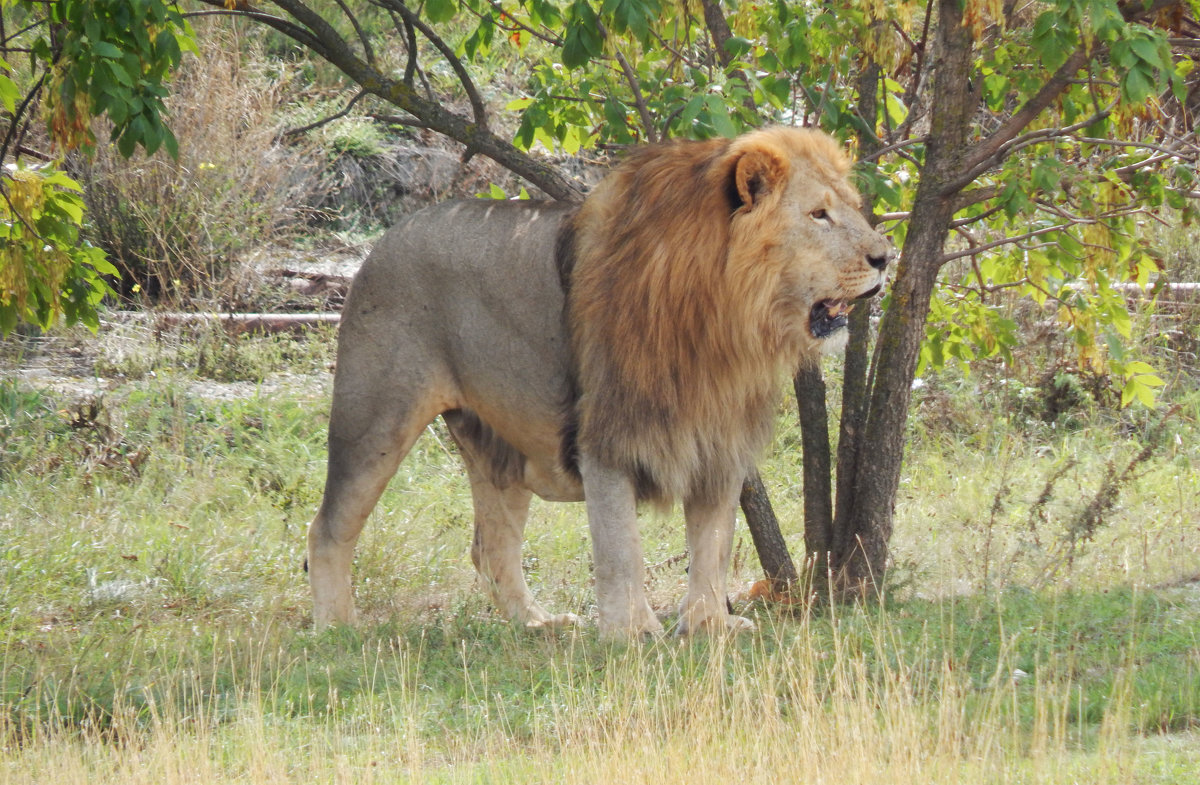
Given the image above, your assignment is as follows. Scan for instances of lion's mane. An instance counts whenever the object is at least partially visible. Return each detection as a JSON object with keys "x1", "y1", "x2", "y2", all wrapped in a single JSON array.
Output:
[{"x1": 565, "y1": 128, "x2": 854, "y2": 506}]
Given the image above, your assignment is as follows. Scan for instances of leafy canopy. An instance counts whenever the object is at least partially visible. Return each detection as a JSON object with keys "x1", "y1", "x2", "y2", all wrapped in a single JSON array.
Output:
[
  {"x1": 457, "y1": 0, "x2": 1194, "y2": 405},
  {"x1": 1, "y1": 0, "x2": 194, "y2": 333}
]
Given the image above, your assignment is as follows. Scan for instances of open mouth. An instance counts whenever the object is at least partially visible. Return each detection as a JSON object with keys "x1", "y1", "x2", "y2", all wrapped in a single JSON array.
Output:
[
  {"x1": 809, "y1": 285, "x2": 884, "y2": 339},
  {"x1": 810, "y1": 299, "x2": 852, "y2": 339}
]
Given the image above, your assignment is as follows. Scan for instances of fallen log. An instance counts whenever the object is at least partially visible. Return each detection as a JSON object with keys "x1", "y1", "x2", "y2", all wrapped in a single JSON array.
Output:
[{"x1": 151, "y1": 312, "x2": 341, "y2": 335}]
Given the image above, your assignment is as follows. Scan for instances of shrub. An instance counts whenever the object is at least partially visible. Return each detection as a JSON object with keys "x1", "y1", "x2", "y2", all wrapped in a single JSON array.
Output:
[{"x1": 73, "y1": 24, "x2": 323, "y2": 304}]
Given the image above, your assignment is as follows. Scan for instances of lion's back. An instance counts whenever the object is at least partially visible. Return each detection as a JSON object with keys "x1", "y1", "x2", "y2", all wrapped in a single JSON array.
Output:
[{"x1": 334, "y1": 199, "x2": 580, "y2": 458}]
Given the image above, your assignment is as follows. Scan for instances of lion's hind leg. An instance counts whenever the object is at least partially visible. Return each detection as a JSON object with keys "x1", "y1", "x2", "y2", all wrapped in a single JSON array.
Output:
[
  {"x1": 309, "y1": 383, "x2": 441, "y2": 628},
  {"x1": 445, "y1": 411, "x2": 578, "y2": 629}
]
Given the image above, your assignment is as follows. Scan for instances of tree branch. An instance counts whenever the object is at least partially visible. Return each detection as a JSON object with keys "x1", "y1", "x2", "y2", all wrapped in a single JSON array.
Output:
[
  {"x1": 331, "y1": 0, "x2": 376, "y2": 69},
  {"x1": 282, "y1": 89, "x2": 367, "y2": 137},
  {"x1": 944, "y1": 0, "x2": 1185, "y2": 196},
  {"x1": 597, "y1": 21, "x2": 656, "y2": 143},
  {"x1": 198, "y1": 0, "x2": 583, "y2": 201},
  {"x1": 939, "y1": 221, "x2": 1073, "y2": 263},
  {"x1": 377, "y1": 0, "x2": 488, "y2": 132},
  {"x1": 943, "y1": 49, "x2": 1089, "y2": 195},
  {"x1": 698, "y1": 0, "x2": 756, "y2": 113},
  {"x1": 185, "y1": 8, "x2": 331, "y2": 58}
]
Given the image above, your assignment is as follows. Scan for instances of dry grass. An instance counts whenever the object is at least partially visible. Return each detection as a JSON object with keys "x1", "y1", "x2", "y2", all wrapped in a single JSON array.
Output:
[{"x1": 74, "y1": 22, "x2": 324, "y2": 305}]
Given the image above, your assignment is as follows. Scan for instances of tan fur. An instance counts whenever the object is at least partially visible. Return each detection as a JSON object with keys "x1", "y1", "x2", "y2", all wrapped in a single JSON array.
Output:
[
  {"x1": 568, "y1": 127, "x2": 881, "y2": 507},
  {"x1": 307, "y1": 127, "x2": 891, "y2": 636}
]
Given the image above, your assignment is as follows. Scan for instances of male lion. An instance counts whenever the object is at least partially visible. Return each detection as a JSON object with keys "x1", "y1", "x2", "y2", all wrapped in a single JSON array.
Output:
[{"x1": 308, "y1": 127, "x2": 891, "y2": 637}]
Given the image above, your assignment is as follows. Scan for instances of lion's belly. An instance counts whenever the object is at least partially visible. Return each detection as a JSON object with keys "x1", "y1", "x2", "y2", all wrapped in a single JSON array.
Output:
[{"x1": 523, "y1": 458, "x2": 584, "y2": 502}]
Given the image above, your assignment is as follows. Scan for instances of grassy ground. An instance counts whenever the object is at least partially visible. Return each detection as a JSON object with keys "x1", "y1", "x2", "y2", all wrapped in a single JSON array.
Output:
[{"x1": 2, "y1": 324, "x2": 1200, "y2": 783}]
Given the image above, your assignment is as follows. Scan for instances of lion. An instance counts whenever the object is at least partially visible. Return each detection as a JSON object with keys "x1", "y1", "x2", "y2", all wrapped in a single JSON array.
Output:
[{"x1": 307, "y1": 126, "x2": 891, "y2": 637}]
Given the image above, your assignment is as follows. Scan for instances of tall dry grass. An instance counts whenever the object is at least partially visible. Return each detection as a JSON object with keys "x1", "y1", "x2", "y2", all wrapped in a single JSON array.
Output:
[
  {"x1": 0, "y1": 608, "x2": 1168, "y2": 785},
  {"x1": 74, "y1": 23, "x2": 324, "y2": 304}
]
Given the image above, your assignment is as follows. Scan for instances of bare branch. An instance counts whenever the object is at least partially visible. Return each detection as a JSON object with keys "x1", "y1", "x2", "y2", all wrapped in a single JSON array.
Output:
[
  {"x1": 895, "y1": 0, "x2": 934, "y2": 141},
  {"x1": 376, "y1": 1, "x2": 488, "y2": 131},
  {"x1": 598, "y1": 21, "x2": 657, "y2": 143},
  {"x1": 331, "y1": 0, "x2": 377, "y2": 69},
  {"x1": 1078, "y1": 137, "x2": 1194, "y2": 158},
  {"x1": 0, "y1": 73, "x2": 45, "y2": 165},
  {"x1": 858, "y1": 135, "x2": 927, "y2": 164},
  {"x1": 185, "y1": 8, "x2": 330, "y2": 57},
  {"x1": 282, "y1": 89, "x2": 367, "y2": 137},
  {"x1": 940, "y1": 222, "x2": 1074, "y2": 263}
]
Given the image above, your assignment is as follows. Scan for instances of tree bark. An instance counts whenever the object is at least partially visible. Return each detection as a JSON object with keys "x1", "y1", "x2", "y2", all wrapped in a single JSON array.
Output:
[
  {"x1": 794, "y1": 365, "x2": 832, "y2": 579},
  {"x1": 739, "y1": 471, "x2": 798, "y2": 590},
  {"x1": 832, "y1": 61, "x2": 883, "y2": 566},
  {"x1": 833, "y1": 0, "x2": 979, "y2": 594}
]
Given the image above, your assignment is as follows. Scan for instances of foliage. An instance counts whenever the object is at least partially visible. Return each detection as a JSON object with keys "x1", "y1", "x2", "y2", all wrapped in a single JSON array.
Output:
[
  {"x1": 188, "y1": 0, "x2": 1196, "y2": 405},
  {"x1": 0, "y1": 164, "x2": 115, "y2": 331},
  {"x1": 12, "y1": 0, "x2": 1189, "y2": 400},
  {"x1": 0, "y1": 0, "x2": 194, "y2": 334}
]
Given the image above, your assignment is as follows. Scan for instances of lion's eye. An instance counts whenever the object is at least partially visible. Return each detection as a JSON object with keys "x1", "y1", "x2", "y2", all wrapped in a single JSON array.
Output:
[{"x1": 811, "y1": 208, "x2": 830, "y2": 223}]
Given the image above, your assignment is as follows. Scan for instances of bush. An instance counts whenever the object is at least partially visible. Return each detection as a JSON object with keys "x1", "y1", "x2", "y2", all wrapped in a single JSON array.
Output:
[{"x1": 73, "y1": 25, "x2": 323, "y2": 304}]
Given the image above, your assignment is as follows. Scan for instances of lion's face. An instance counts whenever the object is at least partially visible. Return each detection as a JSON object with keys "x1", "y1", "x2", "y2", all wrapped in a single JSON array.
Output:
[
  {"x1": 727, "y1": 130, "x2": 892, "y2": 357},
  {"x1": 778, "y1": 164, "x2": 890, "y2": 351}
]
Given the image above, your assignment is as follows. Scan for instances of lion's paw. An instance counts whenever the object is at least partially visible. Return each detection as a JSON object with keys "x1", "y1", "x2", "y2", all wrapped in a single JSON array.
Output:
[
  {"x1": 726, "y1": 614, "x2": 756, "y2": 632},
  {"x1": 675, "y1": 613, "x2": 756, "y2": 637},
  {"x1": 525, "y1": 612, "x2": 580, "y2": 629}
]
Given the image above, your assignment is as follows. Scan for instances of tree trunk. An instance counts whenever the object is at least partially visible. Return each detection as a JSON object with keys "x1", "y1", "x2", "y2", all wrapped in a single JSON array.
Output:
[
  {"x1": 832, "y1": 0, "x2": 979, "y2": 595},
  {"x1": 739, "y1": 471, "x2": 799, "y2": 590},
  {"x1": 831, "y1": 61, "x2": 883, "y2": 565},
  {"x1": 794, "y1": 365, "x2": 832, "y2": 583}
]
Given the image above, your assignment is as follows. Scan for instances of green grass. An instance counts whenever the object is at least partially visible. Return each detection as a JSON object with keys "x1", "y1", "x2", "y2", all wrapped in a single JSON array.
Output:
[{"x1": 3, "y1": 329, "x2": 1200, "y2": 783}]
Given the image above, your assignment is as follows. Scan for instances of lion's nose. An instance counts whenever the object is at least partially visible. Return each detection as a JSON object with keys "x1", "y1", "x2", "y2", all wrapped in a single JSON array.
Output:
[{"x1": 867, "y1": 252, "x2": 889, "y2": 271}]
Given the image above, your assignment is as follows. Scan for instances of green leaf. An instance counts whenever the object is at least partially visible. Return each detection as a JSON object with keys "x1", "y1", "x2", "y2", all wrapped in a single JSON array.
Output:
[
  {"x1": 0, "y1": 73, "x2": 18, "y2": 115},
  {"x1": 103, "y1": 59, "x2": 134, "y2": 87},
  {"x1": 724, "y1": 36, "x2": 753, "y2": 59},
  {"x1": 162, "y1": 126, "x2": 179, "y2": 160},
  {"x1": 50, "y1": 196, "x2": 84, "y2": 224},
  {"x1": 563, "y1": 1, "x2": 603, "y2": 70},
  {"x1": 91, "y1": 40, "x2": 122, "y2": 59},
  {"x1": 1129, "y1": 36, "x2": 1163, "y2": 67},
  {"x1": 87, "y1": 253, "x2": 120, "y2": 278},
  {"x1": 425, "y1": 0, "x2": 457, "y2": 24},
  {"x1": 41, "y1": 171, "x2": 84, "y2": 192},
  {"x1": 1121, "y1": 65, "x2": 1156, "y2": 104},
  {"x1": 705, "y1": 94, "x2": 736, "y2": 138}
]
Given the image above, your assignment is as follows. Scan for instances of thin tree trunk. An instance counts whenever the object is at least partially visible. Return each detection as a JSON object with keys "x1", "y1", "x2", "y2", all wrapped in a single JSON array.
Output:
[
  {"x1": 833, "y1": 61, "x2": 883, "y2": 559},
  {"x1": 739, "y1": 470, "x2": 798, "y2": 590},
  {"x1": 794, "y1": 365, "x2": 832, "y2": 583},
  {"x1": 833, "y1": 0, "x2": 979, "y2": 594}
]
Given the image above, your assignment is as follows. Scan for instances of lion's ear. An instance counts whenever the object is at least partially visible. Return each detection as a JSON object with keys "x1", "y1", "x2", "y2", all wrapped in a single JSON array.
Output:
[{"x1": 732, "y1": 147, "x2": 788, "y2": 211}]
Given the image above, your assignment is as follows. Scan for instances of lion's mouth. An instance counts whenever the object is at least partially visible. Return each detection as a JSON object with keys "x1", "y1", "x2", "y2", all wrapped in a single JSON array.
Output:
[
  {"x1": 810, "y1": 299, "x2": 852, "y2": 339},
  {"x1": 809, "y1": 285, "x2": 883, "y2": 339}
]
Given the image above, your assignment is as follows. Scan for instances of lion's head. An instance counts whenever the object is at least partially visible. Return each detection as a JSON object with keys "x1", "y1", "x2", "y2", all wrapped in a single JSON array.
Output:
[{"x1": 567, "y1": 127, "x2": 891, "y2": 505}]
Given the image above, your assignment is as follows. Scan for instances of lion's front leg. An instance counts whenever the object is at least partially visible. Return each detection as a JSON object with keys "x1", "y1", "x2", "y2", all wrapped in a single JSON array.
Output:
[
  {"x1": 580, "y1": 454, "x2": 663, "y2": 639},
  {"x1": 677, "y1": 487, "x2": 755, "y2": 635}
]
